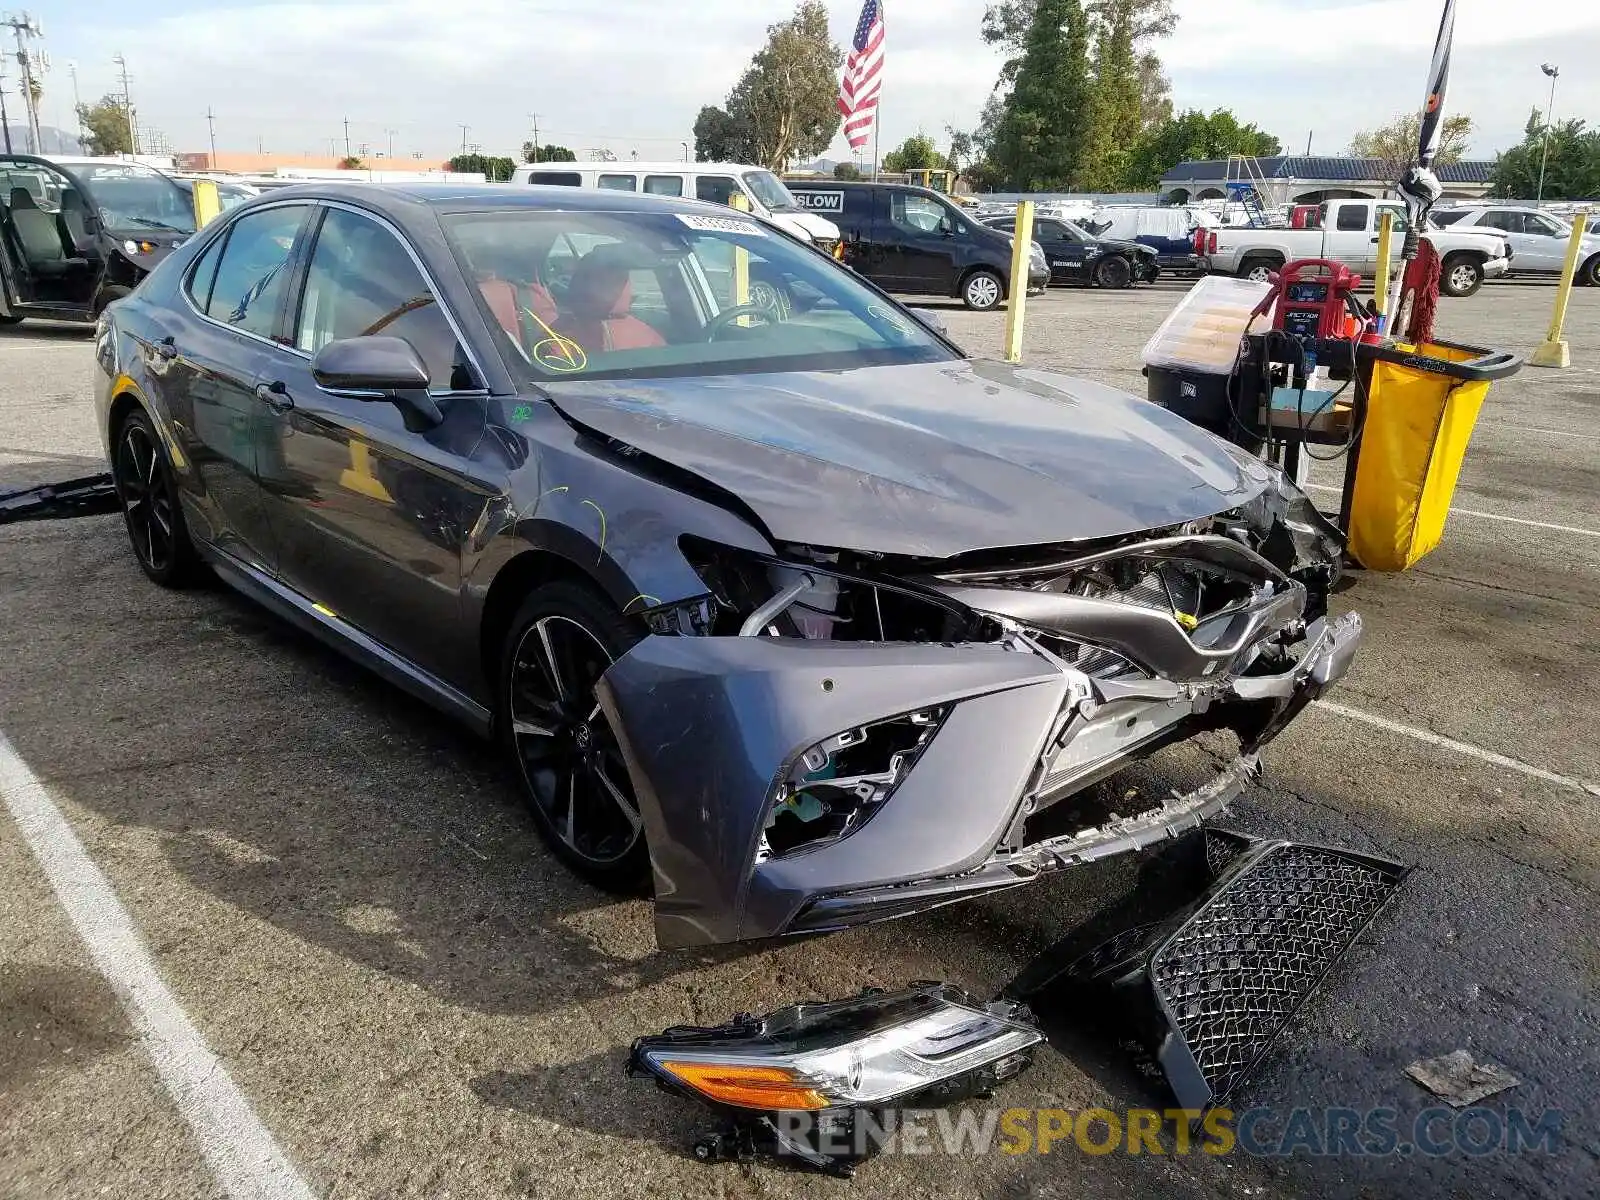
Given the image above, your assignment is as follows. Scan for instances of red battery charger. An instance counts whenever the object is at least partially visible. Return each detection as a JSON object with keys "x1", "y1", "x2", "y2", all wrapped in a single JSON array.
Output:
[{"x1": 1255, "y1": 259, "x2": 1364, "y2": 341}]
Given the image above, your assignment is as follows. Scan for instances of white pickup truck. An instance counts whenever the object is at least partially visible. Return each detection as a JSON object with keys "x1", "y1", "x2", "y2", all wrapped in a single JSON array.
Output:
[{"x1": 1200, "y1": 198, "x2": 1512, "y2": 297}]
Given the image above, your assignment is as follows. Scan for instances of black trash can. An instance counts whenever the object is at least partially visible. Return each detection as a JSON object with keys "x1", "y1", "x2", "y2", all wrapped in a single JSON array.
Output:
[{"x1": 1145, "y1": 365, "x2": 1236, "y2": 436}]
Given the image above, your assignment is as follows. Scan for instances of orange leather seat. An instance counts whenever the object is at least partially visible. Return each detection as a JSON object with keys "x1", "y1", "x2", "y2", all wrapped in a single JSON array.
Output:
[
  {"x1": 478, "y1": 277, "x2": 559, "y2": 341},
  {"x1": 553, "y1": 257, "x2": 665, "y2": 352}
]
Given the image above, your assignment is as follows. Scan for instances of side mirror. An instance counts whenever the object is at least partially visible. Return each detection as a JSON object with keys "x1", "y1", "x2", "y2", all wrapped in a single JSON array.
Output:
[
  {"x1": 907, "y1": 306, "x2": 949, "y2": 337},
  {"x1": 312, "y1": 335, "x2": 442, "y2": 428}
]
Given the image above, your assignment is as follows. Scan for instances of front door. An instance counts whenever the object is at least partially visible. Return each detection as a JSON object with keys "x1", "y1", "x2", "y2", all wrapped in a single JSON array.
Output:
[
  {"x1": 884, "y1": 191, "x2": 957, "y2": 293},
  {"x1": 1034, "y1": 219, "x2": 1092, "y2": 284},
  {"x1": 1510, "y1": 211, "x2": 1570, "y2": 272},
  {"x1": 255, "y1": 203, "x2": 493, "y2": 685},
  {"x1": 154, "y1": 201, "x2": 314, "y2": 569}
]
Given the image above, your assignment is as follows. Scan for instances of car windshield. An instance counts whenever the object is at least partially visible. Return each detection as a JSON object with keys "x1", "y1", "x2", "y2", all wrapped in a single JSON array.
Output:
[
  {"x1": 444, "y1": 207, "x2": 954, "y2": 382},
  {"x1": 78, "y1": 164, "x2": 196, "y2": 233},
  {"x1": 1060, "y1": 220, "x2": 1094, "y2": 240},
  {"x1": 742, "y1": 170, "x2": 800, "y2": 213}
]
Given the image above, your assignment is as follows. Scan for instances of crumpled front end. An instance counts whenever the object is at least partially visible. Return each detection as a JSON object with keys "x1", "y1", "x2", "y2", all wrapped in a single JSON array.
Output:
[{"x1": 598, "y1": 468, "x2": 1360, "y2": 949}]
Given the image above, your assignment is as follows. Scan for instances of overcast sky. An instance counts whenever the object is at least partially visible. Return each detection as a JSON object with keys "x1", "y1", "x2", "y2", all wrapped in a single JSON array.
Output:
[{"x1": 13, "y1": 0, "x2": 1599, "y2": 165}]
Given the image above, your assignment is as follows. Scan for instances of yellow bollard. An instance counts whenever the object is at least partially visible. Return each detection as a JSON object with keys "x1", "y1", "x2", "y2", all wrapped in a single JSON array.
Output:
[
  {"x1": 1002, "y1": 200, "x2": 1035, "y2": 363},
  {"x1": 728, "y1": 193, "x2": 752, "y2": 323},
  {"x1": 190, "y1": 178, "x2": 222, "y2": 229},
  {"x1": 1530, "y1": 210, "x2": 1589, "y2": 368},
  {"x1": 1373, "y1": 211, "x2": 1394, "y2": 321}
]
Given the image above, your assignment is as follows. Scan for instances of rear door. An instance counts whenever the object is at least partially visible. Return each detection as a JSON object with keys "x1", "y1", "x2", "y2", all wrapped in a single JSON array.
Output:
[
  {"x1": 883, "y1": 190, "x2": 957, "y2": 292},
  {"x1": 157, "y1": 200, "x2": 315, "y2": 570},
  {"x1": 252, "y1": 203, "x2": 494, "y2": 684}
]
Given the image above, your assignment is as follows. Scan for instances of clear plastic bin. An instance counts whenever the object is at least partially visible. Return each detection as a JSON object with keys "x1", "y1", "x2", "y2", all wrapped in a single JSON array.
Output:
[{"x1": 1141, "y1": 276, "x2": 1272, "y2": 375}]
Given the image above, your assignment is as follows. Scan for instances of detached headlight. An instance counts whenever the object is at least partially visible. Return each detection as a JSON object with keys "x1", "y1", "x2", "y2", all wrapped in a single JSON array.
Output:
[{"x1": 629, "y1": 983, "x2": 1040, "y2": 1140}]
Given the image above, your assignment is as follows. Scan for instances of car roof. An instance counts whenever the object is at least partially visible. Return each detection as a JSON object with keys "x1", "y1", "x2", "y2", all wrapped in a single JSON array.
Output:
[
  {"x1": 520, "y1": 161, "x2": 763, "y2": 174},
  {"x1": 253, "y1": 181, "x2": 731, "y2": 215}
]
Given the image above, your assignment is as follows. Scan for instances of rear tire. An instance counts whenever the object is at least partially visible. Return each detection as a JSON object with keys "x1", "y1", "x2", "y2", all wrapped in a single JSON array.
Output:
[
  {"x1": 1095, "y1": 255, "x2": 1133, "y2": 289},
  {"x1": 111, "y1": 408, "x2": 203, "y2": 588},
  {"x1": 1440, "y1": 254, "x2": 1484, "y2": 298},
  {"x1": 499, "y1": 581, "x2": 651, "y2": 892},
  {"x1": 961, "y1": 268, "x2": 1004, "y2": 311},
  {"x1": 1237, "y1": 257, "x2": 1279, "y2": 285},
  {"x1": 1580, "y1": 254, "x2": 1600, "y2": 288}
]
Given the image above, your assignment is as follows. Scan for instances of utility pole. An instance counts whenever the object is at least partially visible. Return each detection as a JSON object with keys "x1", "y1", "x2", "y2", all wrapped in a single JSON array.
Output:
[
  {"x1": 206, "y1": 105, "x2": 217, "y2": 168},
  {"x1": 343, "y1": 116, "x2": 350, "y2": 159},
  {"x1": 527, "y1": 112, "x2": 540, "y2": 162},
  {"x1": 1536, "y1": 63, "x2": 1559, "y2": 203},
  {"x1": 326, "y1": 136, "x2": 337, "y2": 158},
  {"x1": 67, "y1": 58, "x2": 81, "y2": 146},
  {"x1": 0, "y1": 67, "x2": 11, "y2": 155},
  {"x1": 3, "y1": 12, "x2": 44, "y2": 154},
  {"x1": 1305, "y1": 130, "x2": 1313, "y2": 156},
  {"x1": 385, "y1": 128, "x2": 395, "y2": 159},
  {"x1": 459, "y1": 124, "x2": 469, "y2": 155},
  {"x1": 112, "y1": 51, "x2": 137, "y2": 154}
]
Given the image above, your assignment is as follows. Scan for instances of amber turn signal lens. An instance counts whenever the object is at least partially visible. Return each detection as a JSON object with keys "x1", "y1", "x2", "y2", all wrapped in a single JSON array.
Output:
[{"x1": 659, "y1": 1061, "x2": 828, "y2": 1110}]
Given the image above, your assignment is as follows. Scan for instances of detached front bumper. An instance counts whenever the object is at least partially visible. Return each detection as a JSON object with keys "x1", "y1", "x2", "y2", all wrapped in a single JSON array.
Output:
[
  {"x1": 598, "y1": 609, "x2": 1363, "y2": 949},
  {"x1": 1483, "y1": 254, "x2": 1511, "y2": 279}
]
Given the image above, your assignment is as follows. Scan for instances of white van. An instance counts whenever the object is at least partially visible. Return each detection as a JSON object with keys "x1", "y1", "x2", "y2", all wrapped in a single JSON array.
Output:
[{"x1": 511, "y1": 161, "x2": 842, "y2": 250}]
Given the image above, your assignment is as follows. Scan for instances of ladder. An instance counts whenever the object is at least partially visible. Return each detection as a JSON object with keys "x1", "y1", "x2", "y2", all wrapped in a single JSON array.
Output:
[{"x1": 1224, "y1": 156, "x2": 1285, "y2": 228}]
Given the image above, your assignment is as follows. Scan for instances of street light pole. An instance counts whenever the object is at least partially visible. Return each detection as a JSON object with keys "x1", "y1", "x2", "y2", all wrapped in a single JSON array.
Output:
[{"x1": 1536, "y1": 63, "x2": 1559, "y2": 203}]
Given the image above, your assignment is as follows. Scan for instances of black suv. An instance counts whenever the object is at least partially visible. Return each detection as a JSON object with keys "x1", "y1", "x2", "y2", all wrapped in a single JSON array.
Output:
[{"x1": 786, "y1": 180, "x2": 1049, "y2": 310}]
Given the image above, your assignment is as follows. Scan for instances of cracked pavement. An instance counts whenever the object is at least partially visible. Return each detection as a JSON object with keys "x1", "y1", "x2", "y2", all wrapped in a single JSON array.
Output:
[{"x1": 1, "y1": 280, "x2": 1597, "y2": 1198}]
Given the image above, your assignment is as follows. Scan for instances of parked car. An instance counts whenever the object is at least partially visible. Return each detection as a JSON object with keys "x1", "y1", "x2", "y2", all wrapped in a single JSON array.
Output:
[
  {"x1": 785, "y1": 180, "x2": 1050, "y2": 309},
  {"x1": 0, "y1": 153, "x2": 195, "y2": 325},
  {"x1": 1432, "y1": 205, "x2": 1600, "y2": 285},
  {"x1": 513, "y1": 160, "x2": 841, "y2": 253},
  {"x1": 95, "y1": 182, "x2": 1360, "y2": 949},
  {"x1": 173, "y1": 176, "x2": 261, "y2": 212},
  {"x1": 1085, "y1": 205, "x2": 1210, "y2": 273},
  {"x1": 979, "y1": 213, "x2": 1159, "y2": 288},
  {"x1": 1199, "y1": 198, "x2": 1511, "y2": 297}
]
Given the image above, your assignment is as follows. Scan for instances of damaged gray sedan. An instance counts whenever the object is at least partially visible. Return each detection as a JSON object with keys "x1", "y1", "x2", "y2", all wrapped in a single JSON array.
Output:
[{"x1": 93, "y1": 184, "x2": 1360, "y2": 950}]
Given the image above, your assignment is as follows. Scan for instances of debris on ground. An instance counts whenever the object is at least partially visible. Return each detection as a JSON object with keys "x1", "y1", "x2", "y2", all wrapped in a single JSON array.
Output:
[{"x1": 1405, "y1": 1050, "x2": 1520, "y2": 1107}]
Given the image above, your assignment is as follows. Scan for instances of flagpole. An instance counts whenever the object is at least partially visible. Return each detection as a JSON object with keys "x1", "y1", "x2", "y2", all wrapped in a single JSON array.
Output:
[{"x1": 874, "y1": 0, "x2": 884, "y2": 180}]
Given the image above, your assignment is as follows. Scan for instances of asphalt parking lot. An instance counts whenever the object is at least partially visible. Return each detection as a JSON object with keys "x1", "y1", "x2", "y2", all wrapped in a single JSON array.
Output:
[{"x1": 2, "y1": 278, "x2": 1597, "y2": 1200}]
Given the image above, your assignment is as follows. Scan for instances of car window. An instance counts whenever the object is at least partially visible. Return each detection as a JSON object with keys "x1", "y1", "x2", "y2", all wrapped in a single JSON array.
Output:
[
  {"x1": 443, "y1": 208, "x2": 954, "y2": 382},
  {"x1": 204, "y1": 205, "x2": 309, "y2": 338},
  {"x1": 695, "y1": 176, "x2": 738, "y2": 205},
  {"x1": 1334, "y1": 205, "x2": 1367, "y2": 232},
  {"x1": 530, "y1": 171, "x2": 583, "y2": 187},
  {"x1": 185, "y1": 230, "x2": 227, "y2": 312},
  {"x1": 890, "y1": 193, "x2": 949, "y2": 235},
  {"x1": 1479, "y1": 211, "x2": 1516, "y2": 232},
  {"x1": 1526, "y1": 213, "x2": 1564, "y2": 236},
  {"x1": 294, "y1": 207, "x2": 474, "y2": 391},
  {"x1": 644, "y1": 175, "x2": 684, "y2": 197},
  {"x1": 1375, "y1": 205, "x2": 1409, "y2": 233},
  {"x1": 598, "y1": 174, "x2": 637, "y2": 192},
  {"x1": 1430, "y1": 210, "x2": 1470, "y2": 226}
]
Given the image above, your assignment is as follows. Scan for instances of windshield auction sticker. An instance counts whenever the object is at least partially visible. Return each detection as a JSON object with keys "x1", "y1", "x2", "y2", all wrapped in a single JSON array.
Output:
[{"x1": 677, "y1": 214, "x2": 767, "y2": 237}]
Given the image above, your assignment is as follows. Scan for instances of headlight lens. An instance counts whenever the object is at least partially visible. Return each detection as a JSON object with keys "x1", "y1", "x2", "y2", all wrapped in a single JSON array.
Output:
[{"x1": 630, "y1": 984, "x2": 1042, "y2": 1112}]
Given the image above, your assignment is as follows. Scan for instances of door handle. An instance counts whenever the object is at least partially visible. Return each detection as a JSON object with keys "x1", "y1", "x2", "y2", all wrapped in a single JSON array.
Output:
[
  {"x1": 255, "y1": 380, "x2": 294, "y2": 414},
  {"x1": 153, "y1": 336, "x2": 179, "y2": 361}
]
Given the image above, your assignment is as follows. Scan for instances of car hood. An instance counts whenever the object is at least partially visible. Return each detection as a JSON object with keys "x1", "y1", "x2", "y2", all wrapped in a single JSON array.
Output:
[{"x1": 540, "y1": 360, "x2": 1272, "y2": 559}]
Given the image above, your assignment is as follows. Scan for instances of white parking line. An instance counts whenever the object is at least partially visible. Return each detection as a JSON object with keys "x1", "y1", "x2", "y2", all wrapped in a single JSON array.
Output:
[
  {"x1": 0, "y1": 731, "x2": 316, "y2": 1200},
  {"x1": 1494, "y1": 424, "x2": 1600, "y2": 442},
  {"x1": 1303, "y1": 483, "x2": 1600, "y2": 539},
  {"x1": 1314, "y1": 701, "x2": 1600, "y2": 798}
]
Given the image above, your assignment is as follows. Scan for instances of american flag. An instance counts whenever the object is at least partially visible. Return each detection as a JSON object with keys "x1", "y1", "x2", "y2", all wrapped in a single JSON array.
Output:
[{"x1": 837, "y1": 0, "x2": 885, "y2": 151}]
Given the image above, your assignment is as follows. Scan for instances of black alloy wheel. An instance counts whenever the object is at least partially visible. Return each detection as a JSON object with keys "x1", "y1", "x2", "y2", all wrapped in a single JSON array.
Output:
[
  {"x1": 502, "y1": 582, "x2": 650, "y2": 890},
  {"x1": 1095, "y1": 255, "x2": 1133, "y2": 289},
  {"x1": 113, "y1": 410, "x2": 199, "y2": 586}
]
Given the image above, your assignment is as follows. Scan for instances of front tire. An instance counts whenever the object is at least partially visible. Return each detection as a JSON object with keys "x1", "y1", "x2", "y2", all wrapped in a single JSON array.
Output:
[
  {"x1": 961, "y1": 268, "x2": 1004, "y2": 311},
  {"x1": 1440, "y1": 254, "x2": 1484, "y2": 298},
  {"x1": 1580, "y1": 254, "x2": 1600, "y2": 288},
  {"x1": 112, "y1": 409, "x2": 202, "y2": 587},
  {"x1": 500, "y1": 581, "x2": 650, "y2": 892},
  {"x1": 1095, "y1": 255, "x2": 1133, "y2": 289}
]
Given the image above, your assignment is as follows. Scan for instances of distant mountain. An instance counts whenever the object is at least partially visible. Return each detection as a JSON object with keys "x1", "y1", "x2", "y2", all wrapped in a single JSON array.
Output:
[{"x1": 1, "y1": 124, "x2": 84, "y2": 155}]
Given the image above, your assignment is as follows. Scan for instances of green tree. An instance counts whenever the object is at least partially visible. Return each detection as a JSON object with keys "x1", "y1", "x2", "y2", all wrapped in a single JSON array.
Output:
[
  {"x1": 338, "y1": 156, "x2": 365, "y2": 170},
  {"x1": 521, "y1": 143, "x2": 576, "y2": 164},
  {"x1": 722, "y1": 0, "x2": 843, "y2": 169},
  {"x1": 1124, "y1": 108, "x2": 1282, "y2": 191},
  {"x1": 1489, "y1": 110, "x2": 1600, "y2": 200},
  {"x1": 75, "y1": 95, "x2": 134, "y2": 156},
  {"x1": 990, "y1": 0, "x2": 1093, "y2": 190},
  {"x1": 1348, "y1": 111, "x2": 1475, "y2": 181},
  {"x1": 833, "y1": 161, "x2": 863, "y2": 180},
  {"x1": 448, "y1": 153, "x2": 517, "y2": 181},
  {"x1": 692, "y1": 105, "x2": 756, "y2": 163},
  {"x1": 882, "y1": 133, "x2": 946, "y2": 173}
]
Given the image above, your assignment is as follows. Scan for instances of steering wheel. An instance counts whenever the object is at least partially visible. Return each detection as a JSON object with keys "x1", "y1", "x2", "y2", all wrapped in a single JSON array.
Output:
[{"x1": 704, "y1": 304, "x2": 777, "y2": 341}]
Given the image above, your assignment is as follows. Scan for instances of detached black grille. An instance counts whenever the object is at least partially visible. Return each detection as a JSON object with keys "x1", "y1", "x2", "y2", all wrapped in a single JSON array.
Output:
[
  {"x1": 1039, "y1": 831, "x2": 1408, "y2": 1110},
  {"x1": 1150, "y1": 840, "x2": 1408, "y2": 1107}
]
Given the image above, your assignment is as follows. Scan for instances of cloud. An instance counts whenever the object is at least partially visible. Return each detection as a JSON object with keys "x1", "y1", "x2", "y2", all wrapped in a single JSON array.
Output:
[{"x1": 38, "y1": 0, "x2": 1600, "y2": 165}]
